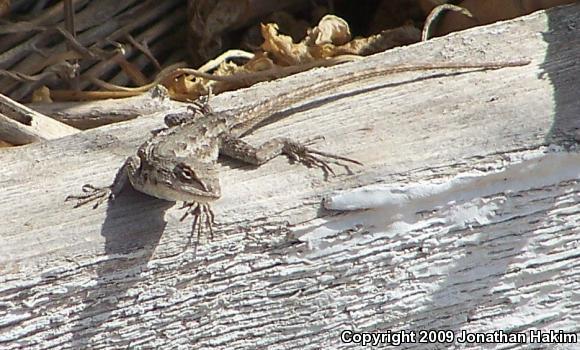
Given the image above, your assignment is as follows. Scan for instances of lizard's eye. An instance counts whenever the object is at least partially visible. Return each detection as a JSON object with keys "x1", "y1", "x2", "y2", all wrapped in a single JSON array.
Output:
[
  {"x1": 174, "y1": 163, "x2": 208, "y2": 191},
  {"x1": 175, "y1": 163, "x2": 195, "y2": 180}
]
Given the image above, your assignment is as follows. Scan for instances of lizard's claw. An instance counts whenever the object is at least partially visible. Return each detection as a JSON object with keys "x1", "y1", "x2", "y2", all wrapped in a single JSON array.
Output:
[
  {"x1": 65, "y1": 184, "x2": 113, "y2": 209},
  {"x1": 282, "y1": 141, "x2": 362, "y2": 176},
  {"x1": 180, "y1": 202, "x2": 215, "y2": 251}
]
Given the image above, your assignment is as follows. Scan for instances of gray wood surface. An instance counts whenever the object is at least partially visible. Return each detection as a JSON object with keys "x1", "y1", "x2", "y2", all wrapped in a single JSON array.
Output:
[
  {"x1": 1, "y1": 4, "x2": 579, "y2": 349},
  {"x1": 0, "y1": 92, "x2": 78, "y2": 145},
  {"x1": 28, "y1": 85, "x2": 186, "y2": 130}
]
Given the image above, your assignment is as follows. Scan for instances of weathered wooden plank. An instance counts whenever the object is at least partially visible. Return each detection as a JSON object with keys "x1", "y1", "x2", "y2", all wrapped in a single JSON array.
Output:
[
  {"x1": 27, "y1": 86, "x2": 186, "y2": 130},
  {"x1": 1, "y1": 4, "x2": 579, "y2": 349},
  {"x1": 0, "y1": 92, "x2": 78, "y2": 145}
]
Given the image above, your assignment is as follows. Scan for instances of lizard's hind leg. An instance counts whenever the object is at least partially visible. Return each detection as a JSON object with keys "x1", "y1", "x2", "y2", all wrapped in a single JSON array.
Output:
[{"x1": 219, "y1": 134, "x2": 362, "y2": 176}]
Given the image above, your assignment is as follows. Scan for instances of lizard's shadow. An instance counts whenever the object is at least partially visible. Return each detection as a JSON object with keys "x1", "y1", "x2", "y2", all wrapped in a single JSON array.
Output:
[
  {"x1": 241, "y1": 70, "x2": 477, "y2": 134},
  {"x1": 71, "y1": 172, "x2": 174, "y2": 347}
]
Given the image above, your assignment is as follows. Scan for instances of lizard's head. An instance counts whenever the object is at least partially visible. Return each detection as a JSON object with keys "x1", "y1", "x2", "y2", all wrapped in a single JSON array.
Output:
[{"x1": 127, "y1": 156, "x2": 221, "y2": 203}]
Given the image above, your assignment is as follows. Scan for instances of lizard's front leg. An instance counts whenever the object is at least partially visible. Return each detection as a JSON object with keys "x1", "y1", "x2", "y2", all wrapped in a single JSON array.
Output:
[
  {"x1": 219, "y1": 133, "x2": 361, "y2": 175},
  {"x1": 65, "y1": 156, "x2": 139, "y2": 208},
  {"x1": 179, "y1": 202, "x2": 215, "y2": 250}
]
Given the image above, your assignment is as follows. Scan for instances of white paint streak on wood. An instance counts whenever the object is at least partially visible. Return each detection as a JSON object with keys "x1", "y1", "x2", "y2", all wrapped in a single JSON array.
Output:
[{"x1": 1, "y1": 4, "x2": 579, "y2": 349}]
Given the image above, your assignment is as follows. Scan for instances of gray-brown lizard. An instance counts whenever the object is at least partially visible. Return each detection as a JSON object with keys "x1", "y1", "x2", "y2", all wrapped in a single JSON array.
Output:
[{"x1": 66, "y1": 60, "x2": 530, "y2": 244}]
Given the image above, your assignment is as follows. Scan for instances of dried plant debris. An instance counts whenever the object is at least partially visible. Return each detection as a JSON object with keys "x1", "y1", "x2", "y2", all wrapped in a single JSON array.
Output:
[
  {"x1": 261, "y1": 16, "x2": 352, "y2": 65},
  {"x1": 0, "y1": 0, "x2": 570, "y2": 107},
  {"x1": 0, "y1": 0, "x2": 569, "y2": 148},
  {"x1": 262, "y1": 15, "x2": 415, "y2": 62},
  {"x1": 0, "y1": 0, "x2": 188, "y2": 101},
  {"x1": 186, "y1": 0, "x2": 311, "y2": 64},
  {"x1": 50, "y1": 13, "x2": 419, "y2": 102},
  {"x1": 261, "y1": 15, "x2": 420, "y2": 63}
]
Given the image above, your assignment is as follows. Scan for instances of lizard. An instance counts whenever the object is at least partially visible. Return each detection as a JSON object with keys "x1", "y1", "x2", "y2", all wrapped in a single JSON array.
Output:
[{"x1": 66, "y1": 59, "x2": 530, "y2": 245}]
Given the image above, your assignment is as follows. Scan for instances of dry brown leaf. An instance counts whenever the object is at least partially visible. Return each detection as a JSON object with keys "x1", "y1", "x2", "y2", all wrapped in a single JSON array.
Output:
[
  {"x1": 166, "y1": 58, "x2": 255, "y2": 99},
  {"x1": 323, "y1": 25, "x2": 421, "y2": 57},
  {"x1": 59, "y1": 11, "x2": 413, "y2": 102},
  {"x1": 305, "y1": 15, "x2": 351, "y2": 46},
  {"x1": 168, "y1": 75, "x2": 199, "y2": 98},
  {"x1": 242, "y1": 52, "x2": 276, "y2": 72},
  {"x1": 260, "y1": 23, "x2": 311, "y2": 65},
  {"x1": 213, "y1": 60, "x2": 250, "y2": 77},
  {"x1": 261, "y1": 13, "x2": 421, "y2": 65},
  {"x1": 261, "y1": 15, "x2": 360, "y2": 65},
  {"x1": 31, "y1": 86, "x2": 53, "y2": 103},
  {"x1": 188, "y1": 0, "x2": 308, "y2": 63}
]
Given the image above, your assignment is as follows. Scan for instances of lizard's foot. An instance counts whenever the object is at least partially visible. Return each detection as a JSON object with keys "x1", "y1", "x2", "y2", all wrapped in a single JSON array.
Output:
[
  {"x1": 180, "y1": 202, "x2": 215, "y2": 250},
  {"x1": 282, "y1": 140, "x2": 362, "y2": 176},
  {"x1": 65, "y1": 184, "x2": 113, "y2": 209}
]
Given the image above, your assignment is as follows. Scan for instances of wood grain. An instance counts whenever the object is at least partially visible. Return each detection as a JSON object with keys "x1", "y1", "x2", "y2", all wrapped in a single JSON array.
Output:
[{"x1": 0, "y1": 92, "x2": 78, "y2": 145}]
